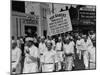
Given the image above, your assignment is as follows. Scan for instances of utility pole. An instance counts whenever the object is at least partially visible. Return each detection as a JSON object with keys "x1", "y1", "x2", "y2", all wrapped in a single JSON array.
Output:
[{"x1": 52, "y1": 3, "x2": 54, "y2": 14}]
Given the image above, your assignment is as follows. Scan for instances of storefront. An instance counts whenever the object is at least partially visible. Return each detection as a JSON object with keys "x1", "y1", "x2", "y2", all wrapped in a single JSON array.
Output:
[
  {"x1": 11, "y1": 11, "x2": 39, "y2": 39},
  {"x1": 78, "y1": 6, "x2": 96, "y2": 32}
]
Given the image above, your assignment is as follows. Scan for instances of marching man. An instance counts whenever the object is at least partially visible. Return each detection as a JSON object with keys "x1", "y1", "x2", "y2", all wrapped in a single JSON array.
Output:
[
  {"x1": 80, "y1": 34, "x2": 91, "y2": 69},
  {"x1": 42, "y1": 40, "x2": 56, "y2": 72},
  {"x1": 55, "y1": 37, "x2": 63, "y2": 71},
  {"x1": 39, "y1": 36, "x2": 47, "y2": 72},
  {"x1": 11, "y1": 41, "x2": 22, "y2": 74},
  {"x1": 76, "y1": 35, "x2": 83, "y2": 59},
  {"x1": 88, "y1": 44, "x2": 96, "y2": 69},
  {"x1": 87, "y1": 35, "x2": 96, "y2": 69},
  {"x1": 23, "y1": 37, "x2": 39, "y2": 73},
  {"x1": 63, "y1": 37, "x2": 75, "y2": 71}
]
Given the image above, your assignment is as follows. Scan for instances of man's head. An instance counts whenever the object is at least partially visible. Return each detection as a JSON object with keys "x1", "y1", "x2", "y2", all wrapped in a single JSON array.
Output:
[
  {"x1": 83, "y1": 34, "x2": 88, "y2": 42},
  {"x1": 46, "y1": 40, "x2": 52, "y2": 51},
  {"x1": 25, "y1": 37, "x2": 34, "y2": 47},
  {"x1": 77, "y1": 35, "x2": 81, "y2": 40},
  {"x1": 41, "y1": 36, "x2": 45, "y2": 43},
  {"x1": 58, "y1": 37, "x2": 62, "y2": 42},
  {"x1": 65, "y1": 37, "x2": 70, "y2": 44},
  {"x1": 12, "y1": 41, "x2": 17, "y2": 49}
]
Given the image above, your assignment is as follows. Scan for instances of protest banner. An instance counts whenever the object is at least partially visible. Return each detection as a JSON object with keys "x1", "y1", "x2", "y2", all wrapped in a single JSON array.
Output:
[{"x1": 47, "y1": 11, "x2": 72, "y2": 36}]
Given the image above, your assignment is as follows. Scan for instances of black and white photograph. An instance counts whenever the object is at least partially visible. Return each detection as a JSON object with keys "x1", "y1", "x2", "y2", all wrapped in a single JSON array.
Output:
[{"x1": 11, "y1": 0, "x2": 96, "y2": 74}]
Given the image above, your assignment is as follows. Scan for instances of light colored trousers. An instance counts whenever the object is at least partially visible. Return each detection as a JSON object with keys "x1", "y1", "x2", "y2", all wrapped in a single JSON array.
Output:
[
  {"x1": 83, "y1": 51, "x2": 89, "y2": 69},
  {"x1": 42, "y1": 64, "x2": 54, "y2": 72},
  {"x1": 12, "y1": 62, "x2": 21, "y2": 74},
  {"x1": 23, "y1": 57, "x2": 38, "y2": 73},
  {"x1": 55, "y1": 51, "x2": 63, "y2": 71},
  {"x1": 90, "y1": 62, "x2": 96, "y2": 69},
  {"x1": 23, "y1": 62, "x2": 38, "y2": 73},
  {"x1": 65, "y1": 56, "x2": 73, "y2": 71}
]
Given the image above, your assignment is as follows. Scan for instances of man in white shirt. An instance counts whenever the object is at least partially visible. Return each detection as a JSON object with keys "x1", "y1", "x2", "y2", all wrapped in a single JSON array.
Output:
[
  {"x1": 11, "y1": 41, "x2": 22, "y2": 74},
  {"x1": 76, "y1": 35, "x2": 83, "y2": 59},
  {"x1": 23, "y1": 37, "x2": 39, "y2": 73},
  {"x1": 38, "y1": 36, "x2": 47, "y2": 72},
  {"x1": 63, "y1": 37, "x2": 75, "y2": 71},
  {"x1": 88, "y1": 46, "x2": 96, "y2": 69},
  {"x1": 87, "y1": 36, "x2": 96, "y2": 69},
  {"x1": 55, "y1": 37, "x2": 63, "y2": 71},
  {"x1": 51, "y1": 38, "x2": 56, "y2": 50},
  {"x1": 81, "y1": 35, "x2": 92, "y2": 69},
  {"x1": 39, "y1": 36, "x2": 47, "y2": 55},
  {"x1": 42, "y1": 40, "x2": 56, "y2": 72}
]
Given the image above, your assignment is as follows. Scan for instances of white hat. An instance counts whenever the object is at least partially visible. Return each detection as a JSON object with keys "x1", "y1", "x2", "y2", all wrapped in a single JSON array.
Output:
[
  {"x1": 65, "y1": 37, "x2": 69, "y2": 40},
  {"x1": 58, "y1": 37, "x2": 61, "y2": 40},
  {"x1": 41, "y1": 36, "x2": 45, "y2": 39},
  {"x1": 82, "y1": 34, "x2": 86, "y2": 38},
  {"x1": 11, "y1": 40, "x2": 15, "y2": 44},
  {"x1": 25, "y1": 37, "x2": 33, "y2": 42},
  {"x1": 46, "y1": 40, "x2": 52, "y2": 44}
]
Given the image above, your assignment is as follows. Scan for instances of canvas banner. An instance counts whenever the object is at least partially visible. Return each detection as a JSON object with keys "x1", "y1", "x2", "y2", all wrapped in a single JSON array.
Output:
[{"x1": 47, "y1": 11, "x2": 72, "y2": 36}]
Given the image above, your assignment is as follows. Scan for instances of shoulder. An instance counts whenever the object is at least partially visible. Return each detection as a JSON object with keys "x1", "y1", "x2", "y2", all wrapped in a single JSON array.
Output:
[
  {"x1": 50, "y1": 50, "x2": 56, "y2": 55},
  {"x1": 76, "y1": 40, "x2": 80, "y2": 44},
  {"x1": 31, "y1": 45, "x2": 38, "y2": 50},
  {"x1": 39, "y1": 43, "x2": 42, "y2": 45},
  {"x1": 71, "y1": 41, "x2": 75, "y2": 45},
  {"x1": 52, "y1": 49, "x2": 56, "y2": 52},
  {"x1": 16, "y1": 47, "x2": 22, "y2": 53}
]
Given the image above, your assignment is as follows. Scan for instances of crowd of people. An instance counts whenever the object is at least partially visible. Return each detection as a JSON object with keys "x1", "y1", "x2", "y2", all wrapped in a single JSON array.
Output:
[{"x1": 11, "y1": 30, "x2": 96, "y2": 74}]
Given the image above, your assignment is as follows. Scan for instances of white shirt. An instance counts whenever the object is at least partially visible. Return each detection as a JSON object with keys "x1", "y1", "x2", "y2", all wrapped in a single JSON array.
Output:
[
  {"x1": 76, "y1": 39, "x2": 83, "y2": 50},
  {"x1": 25, "y1": 45, "x2": 39, "y2": 63},
  {"x1": 89, "y1": 47, "x2": 95, "y2": 63},
  {"x1": 51, "y1": 40, "x2": 56, "y2": 49},
  {"x1": 29, "y1": 45, "x2": 39, "y2": 58},
  {"x1": 12, "y1": 47, "x2": 22, "y2": 62},
  {"x1": 90, "y1": 34, "x2": 95, "y2": 40},
  {"x1": 39, "y1": 42, "x2": 47, "y2": 54},
  {"x1": 55, "y1": 42, "x2": 62, "y2": 51},
  {"x1": 81, "y1": 37, "x2": 93, "y2": 51},
  {"x1": 63, "y1": 41, "x2": 75, "y2": 54},
  {"x1": 17, "y1": 40, "x2": 20, "y2": 48},
  {"x1": 43, "y1": 49, "x2": 56, "y2": 63},
  {"x1": 87, "y1": 37, "x2": 93, "y2": 49}
]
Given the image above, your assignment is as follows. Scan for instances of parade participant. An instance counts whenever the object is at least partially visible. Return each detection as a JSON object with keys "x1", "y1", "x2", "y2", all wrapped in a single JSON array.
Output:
[
  {"x1": 63, "y1": 37, "x2": 75, "y2": 71},
  {"x1": 11, "y1": 36, "x2": 15, "y2": 43},
  {"x1": 86, "y1": 34, "x2": 96, "y2": 69},
  {"x1": 38, "y1": 36, "x2": 47, "y2": 72},
  {"x1": 76, "y1": 35, "x2": 83, "y2": 59},
  {"x1": 33, "y1": 37, "x2": 39, "y2": 47},
  {"x1": 88, "y1": 45, "x2": 96, "y2": 69},
  {"x1": 23, "y1": 37, "x2": 39, "y2": 73},
  {"x1": 55, "y1": 37, "x2": 63, "y2": 71},
  {"x1": 19, "y1": 37, "x2": 25, "y2": 73},
  {"x1": 16, "y1": 37, "x2": 21, "y2": 48},
  {"x1": 89, "y1": 31, "x2": 95, "y2": 40},
  {"x1": 39, "y1": 36, "x2": 47, "y2": 55},
  {"x1": 11, "y1": 41, "x2": 22, "y2": 74},
  {"x1": 89, "y1": 31, "x2": 96, "y2": 47},
  {"x1": 81, "y1": 34, "x2": 90, "y2": 69},
  {"x1": 19, "y1": 37, "x2": 24, "y2": 55},
  {"x1": 42, "y1": 40, "x2": 56, "y2": 72},
  {"x1": 51, "y1": 38, "x2": 56, "y2": 50}
]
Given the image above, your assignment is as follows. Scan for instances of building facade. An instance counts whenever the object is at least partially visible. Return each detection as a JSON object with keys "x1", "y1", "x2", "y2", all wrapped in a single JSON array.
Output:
[
  {"x1": 11, "y1": 11, "x2": 39, "y2": 39},
  {"x1": 25, "y1": 2, "x2": 51, "y2": 37}
]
